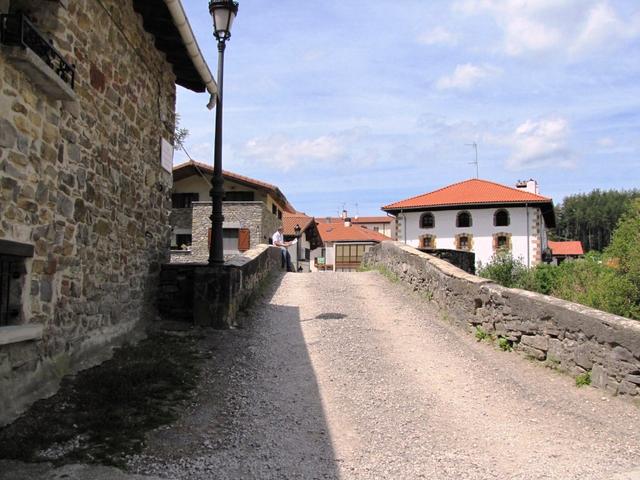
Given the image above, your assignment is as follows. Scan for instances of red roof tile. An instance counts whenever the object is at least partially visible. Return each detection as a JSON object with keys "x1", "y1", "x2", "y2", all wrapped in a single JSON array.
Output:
[
  {"x1": 383, "y1": 178, "x2": 551, "y2": 210},
  {"x1": 548, "y1": 241, "x2": 584, "y2": 256},
  {"x1": 317, "y1": 216, "x2": 393, "y2": 224},
  {"x1": 317, "y1": 222, "x2": 391, "y2": 243},
  {"x1": 282, "y1": 213, "x2": 315, "y2": 236}
]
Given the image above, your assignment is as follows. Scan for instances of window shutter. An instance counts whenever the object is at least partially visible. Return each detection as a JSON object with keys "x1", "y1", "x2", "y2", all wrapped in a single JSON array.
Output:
[
  {"x1": 208, "y1": 228, "x2": 212, "y2": 248},
  {"x1": 238, "y1": 228, "x2": 250, "y2": 252}
]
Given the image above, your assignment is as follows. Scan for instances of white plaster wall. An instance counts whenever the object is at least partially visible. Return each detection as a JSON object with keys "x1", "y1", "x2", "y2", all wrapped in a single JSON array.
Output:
[{"x1": 397, "y1": 207, "x2": 545, "y2": 267}]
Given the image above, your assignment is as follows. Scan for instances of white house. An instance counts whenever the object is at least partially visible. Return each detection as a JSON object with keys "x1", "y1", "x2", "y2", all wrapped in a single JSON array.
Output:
[
  {"x1": 382, "y1": 179, "x2": 556, "y2": 267},
  {"x1": 311, "y1": 220, "x2": 391, "y2": 272}
]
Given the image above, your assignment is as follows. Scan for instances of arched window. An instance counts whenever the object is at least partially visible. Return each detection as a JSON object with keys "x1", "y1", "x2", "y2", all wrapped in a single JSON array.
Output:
[
  {"x1": 420, "y1": 212, "x2": 435, "y2": 229},
  {"x1": 494, "y1": 209, "x2": 510, "y2": 227},
  {"x1": 456, "y1": 211, "x2": 472, "y2": 228}
]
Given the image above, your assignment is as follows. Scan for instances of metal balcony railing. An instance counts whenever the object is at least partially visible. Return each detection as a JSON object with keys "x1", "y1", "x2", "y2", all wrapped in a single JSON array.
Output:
[{"x1": 0, "y1": 13, "x2": 75, "y2": 89}]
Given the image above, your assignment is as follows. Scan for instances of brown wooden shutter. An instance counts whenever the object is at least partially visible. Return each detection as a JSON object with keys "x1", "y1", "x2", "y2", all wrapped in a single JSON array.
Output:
[
  {"x1": 208, "y1": 228, "x2": 212, "y2": 248},
  {"x1": 238, "y1": 228, "x2": 250, "y2": 252}
]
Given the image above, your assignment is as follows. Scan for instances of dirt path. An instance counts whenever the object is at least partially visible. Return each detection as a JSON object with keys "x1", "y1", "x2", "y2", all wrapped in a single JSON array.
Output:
[{"x1": 129, "y1": 271, "x2": 640, "y2": 480}]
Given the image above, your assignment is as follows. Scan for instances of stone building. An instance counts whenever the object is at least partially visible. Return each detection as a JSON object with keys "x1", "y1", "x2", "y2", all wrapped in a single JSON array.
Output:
[
  {"x1": 170, "y1": 160, "x2": 295, "y2": 263},
  {"x1": 0, "y1": 0, "x2": 216, "y2": 425}
]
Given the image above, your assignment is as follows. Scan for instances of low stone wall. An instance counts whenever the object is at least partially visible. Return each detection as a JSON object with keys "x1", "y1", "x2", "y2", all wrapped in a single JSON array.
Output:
[
  {"x1": 364, "y1": 241, "x2": 640, "y2": 397},
  {"x1": 158, "y1": 245, "x2": 281, "y2": 328}
]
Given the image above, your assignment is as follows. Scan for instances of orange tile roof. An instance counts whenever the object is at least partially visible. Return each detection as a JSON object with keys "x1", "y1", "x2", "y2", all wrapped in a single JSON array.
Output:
[
  {"x1": 317, "y1": 222, "x2": 391, "y2": 243},
  {"x1": 317, "y1": 216, "x2": 394, "y2": 224},
  {"x1": 282, "y1": 213, "x2": 315, "y2": 236},
  {"x1": 172, "y1": 160, "x2": 296, "y2": 213},
  {"x1": 383, "y1": 178, "x2": 552, "y2": 211},
  {"x1": 353, "y1": 216, "x2": 394, "y2": 224},
  {"x1": 548, "y1": 241, "x2": 584, "y2": 256}
]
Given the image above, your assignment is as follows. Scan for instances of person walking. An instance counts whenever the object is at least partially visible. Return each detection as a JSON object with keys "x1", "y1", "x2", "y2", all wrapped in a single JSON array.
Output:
[{"x1": 272, "y1": 226, "x2": 295, "y2": 272}]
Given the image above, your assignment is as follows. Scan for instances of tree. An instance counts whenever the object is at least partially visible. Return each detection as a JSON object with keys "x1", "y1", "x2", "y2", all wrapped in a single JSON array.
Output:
[
  {"x1": 554, "y1": 189, "x2": 639, "y2": 252},
  {"x1": 605, "y1": 198, "x2": 640, "y2": 290},
  {"x1": 173, "y1": 114, "x2": 189, "y2": 150}
]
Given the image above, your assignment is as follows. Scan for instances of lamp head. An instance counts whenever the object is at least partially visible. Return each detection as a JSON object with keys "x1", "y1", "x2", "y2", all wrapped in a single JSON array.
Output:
[{"x1": 209, "y1": 0, "x2": 239, "y2": 41}]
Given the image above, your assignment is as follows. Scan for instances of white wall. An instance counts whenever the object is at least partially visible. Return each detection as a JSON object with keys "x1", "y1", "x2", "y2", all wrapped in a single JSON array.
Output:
[{"x1": 397, "y1": 206, "x2": 545, "y2": 267}]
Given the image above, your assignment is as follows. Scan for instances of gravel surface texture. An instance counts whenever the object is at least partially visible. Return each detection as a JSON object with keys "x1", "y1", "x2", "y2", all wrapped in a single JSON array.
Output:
[{"x1": 127, "y1": 271, "x2": 640, "y2": 480}]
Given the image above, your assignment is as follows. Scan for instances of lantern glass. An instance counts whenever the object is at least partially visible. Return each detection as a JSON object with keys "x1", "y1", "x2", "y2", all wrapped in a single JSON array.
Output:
[{"x1": 209, "y1": 1, "x2": 238, "y2": 40}]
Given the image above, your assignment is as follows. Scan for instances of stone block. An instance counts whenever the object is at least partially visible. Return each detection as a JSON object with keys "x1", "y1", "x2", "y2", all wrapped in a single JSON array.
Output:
[
  {"x1": 518, "y1": 345, "x2": 546, "y2": 361},
  {"x1": 591, "y1": 363, "x2": 607, "y2": 389},
  {"x1": 520, "y1": 335, "x2": 549, "y2": 351},
  {"x1": 0, "y1": 118, "x2": 18, "y2": 148},
  {"x1": 574, "y1": 343, "x2": 593, "y2": 370}
]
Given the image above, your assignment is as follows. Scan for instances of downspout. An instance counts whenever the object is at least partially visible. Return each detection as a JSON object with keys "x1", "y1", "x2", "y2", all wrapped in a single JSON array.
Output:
[
  {"x1": 164, "y1": 0, "x2": 218, "y2": 109},
  {"x1": 526, "y1": 203, "x2": 530, "y2": 268},
  {"x1": 401, "y1": 209, "x2": 407, "y2": 244}
]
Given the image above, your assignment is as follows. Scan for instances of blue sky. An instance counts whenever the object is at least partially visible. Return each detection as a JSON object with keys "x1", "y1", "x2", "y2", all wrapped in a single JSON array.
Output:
[{"x1": 175, "y1": 0, "x2": 640, "y2": 217}]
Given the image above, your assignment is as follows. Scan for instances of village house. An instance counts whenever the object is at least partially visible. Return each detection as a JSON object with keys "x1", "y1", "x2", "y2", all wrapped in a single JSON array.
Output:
[
  {"x1": 318, "y1": 214, "x2": 396, "y2": 240},
  {"x1": 170, "y1": 160, "x2": 296, "y2": 263},
  {"x1": 282, "y1": 212, "x2": 323, "y2": 272},
  {"x1": 0, "y1": 0, "x2": 215, "y2": 425},
  {"x1": 547, "y1": 240, "x2": 584, "y2": 265},
  {"x1": 311, "y1": 218, "x2": 391, "y2": 272},
  {"x1": 382, "y1": 179, "x2": 556, "y2": 268}
]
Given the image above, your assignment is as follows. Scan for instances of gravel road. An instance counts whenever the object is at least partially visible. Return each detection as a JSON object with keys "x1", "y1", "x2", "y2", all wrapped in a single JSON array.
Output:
[{"x1": 128, "y1": 271, "x2": 640, "y2": 480}]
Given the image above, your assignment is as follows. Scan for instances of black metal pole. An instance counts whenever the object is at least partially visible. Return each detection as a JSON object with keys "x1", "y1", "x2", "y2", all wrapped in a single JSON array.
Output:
[{"x1": 209, "y1": 40, "x2": 226, "y2": 265}]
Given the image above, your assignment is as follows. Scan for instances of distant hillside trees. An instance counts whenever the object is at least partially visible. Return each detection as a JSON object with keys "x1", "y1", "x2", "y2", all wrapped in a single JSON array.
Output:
[{"x1": 554, "y1": 189, "x2": 639, "y2": 252}]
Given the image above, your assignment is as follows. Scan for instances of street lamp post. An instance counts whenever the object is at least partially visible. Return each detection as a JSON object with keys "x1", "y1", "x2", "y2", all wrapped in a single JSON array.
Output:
[
  {"x1": 294, "y1": 224, "x2": 301, "y2": 272},
  {"x1": 208, "y1": 0, "x2": 239, "y2": 265}
]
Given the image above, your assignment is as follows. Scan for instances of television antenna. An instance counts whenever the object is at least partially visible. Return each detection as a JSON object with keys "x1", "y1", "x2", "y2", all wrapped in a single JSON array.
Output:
[{"x1": 466, "y1": 142, "x2": 479, "y2": 178}]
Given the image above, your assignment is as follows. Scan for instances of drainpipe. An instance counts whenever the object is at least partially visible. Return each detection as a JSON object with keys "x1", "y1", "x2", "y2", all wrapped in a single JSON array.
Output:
[
  {"x1": 401, "y1": 209, "x2": 407, "y2": 244},
  {"x1": 526, "y1": 203, "x2": 530, "y2": 268},
  {"x1": 163, "y1": 0, "x2": 218, "y2": 109}
]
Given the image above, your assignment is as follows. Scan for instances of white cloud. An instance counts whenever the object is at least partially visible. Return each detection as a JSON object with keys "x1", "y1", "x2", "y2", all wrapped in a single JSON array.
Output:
[
  {"x1": 240, "y1": 134, "x2": 346, "y2": 171},
  {"x1": 436, "y1": 63, "x2": 501, "y2": 90},
  {"x1": 597, "y1": 136, "x2": 615, "y2": 148},
  {"x1": 417, "y1": 27, "x2": 458, "y2": 46},
  {"x1": 453, "y1": 0, "x2": 640, "y2": 57},
  {"x1": 505, "y1": 117, "x2": 575, "y2": 170},
  {"x1": 571, "y1": 3, "x2": 640, "y2": 56}
]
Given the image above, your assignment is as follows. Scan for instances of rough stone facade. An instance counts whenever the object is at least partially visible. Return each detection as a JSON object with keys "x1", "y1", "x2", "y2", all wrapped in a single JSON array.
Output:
[
  {"x1": 170, "y1": 208, "x2": 192, "y2": 232},
  {"x1": 364, "y1": 242, "x2": 640, "y2": 397},
  {"x1": 172, "y1": 201, "x2": 281, "y2": 263},
  {"x1": 0, "y1": 0, "x2": 176, "y2": 425}
]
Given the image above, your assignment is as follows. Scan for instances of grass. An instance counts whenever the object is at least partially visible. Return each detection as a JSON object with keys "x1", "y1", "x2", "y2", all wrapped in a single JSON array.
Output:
[
  {"x1": 0, "y1": 332, "x2": 202, "y2": 467},
  {"x1": 475, "y1": 326, "x2": 490, "y2": 341},
  {"x1": 498, "y1": 336, "x2": 513, "y2": 352},
  {"x1": 576, "y1": 371, "x2": 592, "y2": 387}
]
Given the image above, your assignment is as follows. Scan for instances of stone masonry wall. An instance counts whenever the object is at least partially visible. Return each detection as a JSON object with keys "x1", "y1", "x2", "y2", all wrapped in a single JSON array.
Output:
[
  {"x1": 0, "y1": 0, "x2": 175, "y2": 425},
  {"x1": 187, "y1": 201, "x2": 281, "y2": 263},
  {"x1": 159, "y1": 245, "x2": 281, "y2": 328},
  {"x1": 364, "y1": 242, "x2": 640, "y2": 397}
]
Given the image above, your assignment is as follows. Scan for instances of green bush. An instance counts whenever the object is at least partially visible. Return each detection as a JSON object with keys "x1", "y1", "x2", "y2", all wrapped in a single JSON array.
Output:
[{"x1": 478, "y1": 251, "x2": 530, "y2": 288}]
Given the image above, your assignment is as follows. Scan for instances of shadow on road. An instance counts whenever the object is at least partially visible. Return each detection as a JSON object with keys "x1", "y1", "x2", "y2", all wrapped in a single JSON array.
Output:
[{"x1": 134, "y1": 272, "x2": 339, "y2": 479}]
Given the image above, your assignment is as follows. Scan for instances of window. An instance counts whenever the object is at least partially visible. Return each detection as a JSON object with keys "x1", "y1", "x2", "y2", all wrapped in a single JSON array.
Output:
[
  {"x1": 494, "y1": 209, "x2": 510, "y2": 227},
  {"x1": 175, "y1": 234, "x2": 192, "y2": 248},
  {"x1": 493, "y1": 232, "x2": 512, "y2": 252},
  {"x1": 224, "y1": 191, "x2": 254, "y2": 201},
  {"x1": 455, "y1": 234, "x2": 473, "y2": 251},
  {"x1": 305, "y1": 248, "x2": 310, "y2": 260},
  {"x1": 420, "y1": 212, "x2": 435, "y2": 229},
  {"x1": 335, "y1": 244, "x2": 366, "y2": 265},
  {"x1": 0, "y1": 240, "x2": 33, "y2": 327},
  {"x1": 419, "y1": 235, "x2": 436, "y2": 249},
  {"x1": 373, "y1": 226, "x2": 380, "y2": 232},
  {"x1": 272, "y1": 204, "x2": 277, "y2": 215},
  {"x1": 277, "y1": 210, "x2": 282, "y2": 220},
  {"x1": 171, "y1": 192, "x2": 199, "y2": 208},
  {"x1": 222, "y1": 229, "x2": 239, "y2": 252},
  {"x1": 456, "y1": 211, "x2": 472, "y2": 228}
]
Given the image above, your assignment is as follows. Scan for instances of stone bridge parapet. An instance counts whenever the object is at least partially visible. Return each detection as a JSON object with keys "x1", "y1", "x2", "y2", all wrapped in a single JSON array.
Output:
[
  {"x1": 364, "y1": 241, "x2": 640, "y2": 397},
  {"x1": 159, "y1": 245, "x2": 282, "y2": 328}
]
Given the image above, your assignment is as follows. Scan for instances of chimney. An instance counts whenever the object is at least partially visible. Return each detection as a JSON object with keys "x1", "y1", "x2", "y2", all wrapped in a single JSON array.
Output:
[
  {"x1": 344, "y1": 217, "x2": 352, "y2": 227},
  {"x1": 515, "y1": 179, "x2": 538, "y2": 194},
  {"x1": 341, "y1": 209, "x2": 348, "y2": 220}
]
